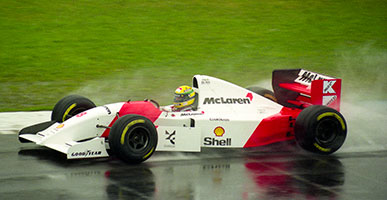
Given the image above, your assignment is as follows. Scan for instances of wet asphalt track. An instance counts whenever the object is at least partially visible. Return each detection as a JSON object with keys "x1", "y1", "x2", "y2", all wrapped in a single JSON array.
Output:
[
  {"x1": 0, "y1": 134, "x2": 386, "y2": 200},
  {"x1": 1, "y1": 110, "x2": 387, "y2": 200}
]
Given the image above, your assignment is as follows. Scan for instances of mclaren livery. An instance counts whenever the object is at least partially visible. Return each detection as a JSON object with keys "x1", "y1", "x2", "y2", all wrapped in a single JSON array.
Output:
[{"x1": 19, "y1": 69, "x2": 347, "y2": 163}]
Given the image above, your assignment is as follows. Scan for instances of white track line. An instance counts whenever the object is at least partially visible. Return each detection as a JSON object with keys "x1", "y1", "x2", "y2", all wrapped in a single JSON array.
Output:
[{"x1": 0, "y1": 111, "x2": 51, "y2": 134}]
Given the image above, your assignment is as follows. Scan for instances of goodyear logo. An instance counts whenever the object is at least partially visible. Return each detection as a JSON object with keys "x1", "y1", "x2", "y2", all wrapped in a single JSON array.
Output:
[{"x1": 71, "y1": 150, "x2": 102, "y2": 157}]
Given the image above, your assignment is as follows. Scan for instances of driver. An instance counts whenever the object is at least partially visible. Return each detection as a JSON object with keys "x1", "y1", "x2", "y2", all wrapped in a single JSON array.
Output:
[{"x1": 162, "y1": 85, "x2": 197, "y2": 112}]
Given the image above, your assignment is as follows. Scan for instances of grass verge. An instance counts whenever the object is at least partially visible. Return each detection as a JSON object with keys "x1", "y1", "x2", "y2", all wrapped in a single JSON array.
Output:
[{"x1": 0, "y1": 0, "x2": 386, "y2": 111}]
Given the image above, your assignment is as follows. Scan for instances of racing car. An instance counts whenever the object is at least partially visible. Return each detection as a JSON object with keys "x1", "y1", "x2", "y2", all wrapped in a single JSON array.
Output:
[{"x1": 18, "y1": 69, "x2": 347, "y2": 163}]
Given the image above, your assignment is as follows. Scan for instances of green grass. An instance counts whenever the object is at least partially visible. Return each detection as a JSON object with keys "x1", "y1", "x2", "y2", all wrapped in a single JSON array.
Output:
[{"x1": 0, "y1": 0, "x2": 386, "y2": 111}]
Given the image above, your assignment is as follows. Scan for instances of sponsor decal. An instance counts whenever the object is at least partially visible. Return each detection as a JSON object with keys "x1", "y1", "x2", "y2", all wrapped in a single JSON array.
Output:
[
  {"x1": 213, "y1": 126, "x2": 225, "y2": 137},
  {"x1": 295, "y1": 69, "x2": 332, "y2": 85},
  {"x1": 201, "y1": 79, "x2": 210, "y2": 84},
  {"x1": 246, "y1": 92, "x2": 253, "y2": 101},
  {"x1": 103, "y1": 106, "x2": 111, "y2": 114},
  {"x1": 180, "y1": 112, "x2": 204, "y2": 117},
  {"x1": 50, "y1": 129, "x2": 58, "y2": 134},
  {"x1": 321, "y1": 80, "x2": 337, "y2": 106},
  {"x1": 202, "y1": 164, "x2": 230, "y2": 171},
  {"x1": 76, "y1": 112, "x2": 87, "y2": 118},
  {"x1": 323, "y1": 80, "x2": 336, "y2": 94},
  {"x1": 71, "y1": 150, "x2": 102, "y2": 157},
  {"x1": 70, "y1": 171, "x2": 101, "y2": 177},
  {"x1": 323, "y1": 95, "x2": 337, "y2": 106},
  {"x1": 165, "y1": 130, "x2": 176, "y2": 146},
  {"x1": 203, "y1": 97, "x2": 250, "y2": 105},
  {"x1": 257, "y1": 108, "x2": 266, "y2": 114},
  {"x1": 203, "y1": 137, "x2": 231, "y2": 146},
  {"x1": 56, "y1": 124, "x2": 64, "y2": 129},
  {"x1": 209, "y1": 118, "x2": 230, "y2": 122},
  {"x1": 175, "y1": 87, "x2": 190, "y2": 93}
]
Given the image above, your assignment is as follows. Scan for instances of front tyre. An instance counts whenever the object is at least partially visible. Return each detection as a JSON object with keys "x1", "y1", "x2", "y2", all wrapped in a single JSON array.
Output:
[
  {"x1": 108, "y1": 115, "x2": 157, "y2": 164},
  {"x1": 295, "y1": 105, "x2": 347, "y2": 154},
  {"x1": 51, "y1": 95, "x2": 96, "y2": 122}
]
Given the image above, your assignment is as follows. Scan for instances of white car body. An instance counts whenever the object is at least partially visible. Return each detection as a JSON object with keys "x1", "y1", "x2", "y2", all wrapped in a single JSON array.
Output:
[{"x1": 19, "y1": 69, "x2": 344, "y2": 159}]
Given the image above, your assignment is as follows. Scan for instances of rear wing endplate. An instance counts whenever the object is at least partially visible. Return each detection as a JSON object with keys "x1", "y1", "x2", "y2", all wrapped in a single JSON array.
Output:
[{"x1": 272, "y1": 69, "x2": 342, "y2": 111}]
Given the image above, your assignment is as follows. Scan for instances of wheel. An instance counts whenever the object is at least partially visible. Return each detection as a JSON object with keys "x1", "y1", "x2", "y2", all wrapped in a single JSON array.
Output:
[
  {"x1": 51, "y1": 95, "x2": 96, "y2": 122},
  {"x1": 108, "y1": 114, "x2": 158, "y2": 163},
  {"x1": 295, "y1": 105, "x2": 347, "y2": 154},
  {"x1": 246, "y1": 86, "x2": 277, "y2": 102}
]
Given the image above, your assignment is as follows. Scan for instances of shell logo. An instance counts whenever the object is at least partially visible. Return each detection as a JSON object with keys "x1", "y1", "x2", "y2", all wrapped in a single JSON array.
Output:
[{"x1": 214, "y1": 126, "x2": 225, "y2": 137}]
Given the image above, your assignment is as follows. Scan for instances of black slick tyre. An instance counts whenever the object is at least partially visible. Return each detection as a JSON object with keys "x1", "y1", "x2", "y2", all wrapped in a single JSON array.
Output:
[
  {"x1": 246, "y1": 86, "x2": 277, "y2": 102},
  {"x1": 295, "y1": 105, "x2": 347, "y2": 154},
  {"x1": 51, "y1": 95, "x2": 96, "y2": 122},
  {"x1": 108, "y1": 115, "x2": 158, "y2": 164}
]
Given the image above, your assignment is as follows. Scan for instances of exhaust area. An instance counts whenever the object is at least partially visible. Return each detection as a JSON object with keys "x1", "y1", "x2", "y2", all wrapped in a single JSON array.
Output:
[
  {"x1": 340, "y1": 100, "x2": 387, "y2": 153},
  {"x1": 336, "y1": 43, "x2": 387, "y2": 153}
]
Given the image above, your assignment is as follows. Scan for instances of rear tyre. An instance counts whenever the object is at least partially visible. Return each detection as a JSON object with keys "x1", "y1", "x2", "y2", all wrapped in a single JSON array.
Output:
[
  {"x1": 246, "y1": 86, "x2": 277, "y2": 102},
  {"x1": 295, "y1": 105, "x2": 347, "y2": 154},
  {"x1": 51, "y1": 95, "x2": 96, "y2": 122},
  {"x1": 108, "y1": 115, "x2": 157, "y2": 164}
]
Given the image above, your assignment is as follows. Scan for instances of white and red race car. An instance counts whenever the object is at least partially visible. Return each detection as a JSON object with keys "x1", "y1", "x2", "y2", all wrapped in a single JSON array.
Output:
[{"x1": 19, "y1": 69, "x2": 347, "y2": 163}]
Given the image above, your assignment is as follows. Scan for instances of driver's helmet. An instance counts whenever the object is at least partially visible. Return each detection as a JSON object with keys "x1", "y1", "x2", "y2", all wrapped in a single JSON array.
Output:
[{"x1": 173, "y1": 85, "x2": 196, "y2": 110}]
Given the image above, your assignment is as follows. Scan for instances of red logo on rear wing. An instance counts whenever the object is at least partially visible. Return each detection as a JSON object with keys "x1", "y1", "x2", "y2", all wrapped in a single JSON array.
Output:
[
  {"x1": 311, "y1": 79, "x2": 342, "y2": 111},
  {"x1": 272, "y1": 69, "x2": 342, "y2": 111}
]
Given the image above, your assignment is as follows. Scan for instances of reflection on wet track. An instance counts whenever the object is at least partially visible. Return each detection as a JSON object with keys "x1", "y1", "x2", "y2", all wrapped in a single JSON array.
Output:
[{"x1": 1, "y1": 135, "x2": 386, "y2": 200}]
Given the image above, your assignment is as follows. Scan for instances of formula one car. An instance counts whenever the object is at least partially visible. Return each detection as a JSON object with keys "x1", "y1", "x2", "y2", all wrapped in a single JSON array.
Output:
[{"x1": 19, "y1": 69, "x2": 347, "y2": 163}]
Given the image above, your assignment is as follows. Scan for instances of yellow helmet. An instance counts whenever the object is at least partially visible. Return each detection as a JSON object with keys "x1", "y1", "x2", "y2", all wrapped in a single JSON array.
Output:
[{"x1": 174, "y1": 85, "x2": 196, "y2": 110}]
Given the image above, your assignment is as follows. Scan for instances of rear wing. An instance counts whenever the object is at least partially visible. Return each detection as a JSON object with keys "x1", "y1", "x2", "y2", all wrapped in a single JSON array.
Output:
[{"x1": 272, "y1": 69, "x2": 342, "y2": 111}]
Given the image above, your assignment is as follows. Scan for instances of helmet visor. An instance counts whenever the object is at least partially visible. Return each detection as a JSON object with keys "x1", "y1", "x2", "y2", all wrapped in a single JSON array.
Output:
[{"x1": 174, "y1": 94, "x2": 190, "y2": 103}]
